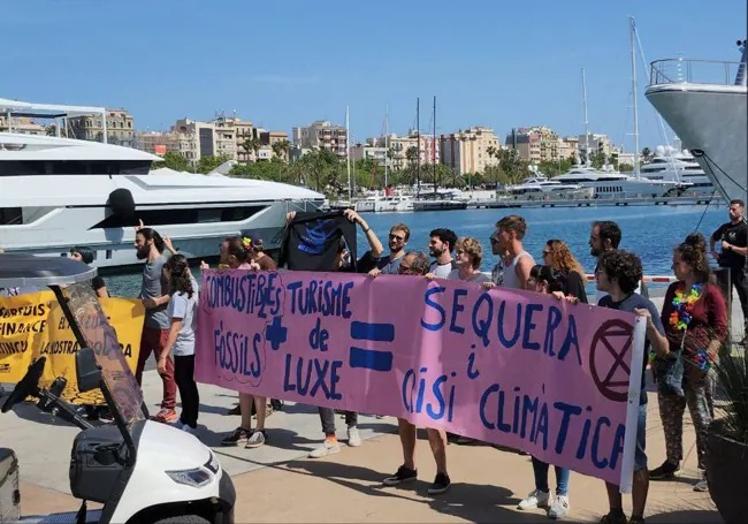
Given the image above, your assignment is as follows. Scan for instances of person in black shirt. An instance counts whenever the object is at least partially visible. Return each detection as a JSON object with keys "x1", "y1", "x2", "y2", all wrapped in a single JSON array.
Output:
[
  {"x1": 595, "y1": 250, "x2": 668, "y2": 524},
  {"x1": 69, "y1": 246, "x2": 108, "y2": 298},
  {"x1": 710, "y1": 199, "x2": 748, "y2": 339},
  {"x1": 541, "y1": 239, "x2": 588, "y2": 303}
]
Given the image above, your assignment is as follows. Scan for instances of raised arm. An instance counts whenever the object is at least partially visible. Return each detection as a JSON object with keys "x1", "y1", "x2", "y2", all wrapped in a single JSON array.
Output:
[{"x1": 343, "y1": 209, "x2": 383, "y2": 258}]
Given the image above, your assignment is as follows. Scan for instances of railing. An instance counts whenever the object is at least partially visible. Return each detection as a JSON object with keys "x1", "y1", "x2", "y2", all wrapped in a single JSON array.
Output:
[{"x1": 649, "y1": 58, "x2": 746, "y2": 87}]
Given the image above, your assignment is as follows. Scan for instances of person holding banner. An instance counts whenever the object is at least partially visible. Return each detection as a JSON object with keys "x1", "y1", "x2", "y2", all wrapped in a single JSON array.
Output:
[
  {"x1": 69, "y1": 246, "x2": 109, "y2": 298},
  {"x1": 541, "y1": 239, "x2": 588, "y2": 304},
  {"x1": 517, "y1": 264, "x2": 582, "y2": 519},
  {"x1": 595, "y1": 250, "x2": 669, "y2": 524},
  {"x1": 487, "y1": 215, "x2": 534, "y2": 289},
  {"x1": 381, "y1": 251, "x2": 452, "y2": 496},
  {"x1": 220, "y1": 237, "x2": 272, "y2": 448},
  {"x1": 650, "y1": 233, "x2": 727, "y2": 492},
  {"x1": 369, "y1": 223, "x2": 410, "y2": 276}
]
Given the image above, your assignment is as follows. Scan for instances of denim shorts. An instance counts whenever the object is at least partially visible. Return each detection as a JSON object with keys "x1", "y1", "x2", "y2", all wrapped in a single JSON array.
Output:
[{"x1": 634, "y1": 403, "x2": 647, "y2": 471}]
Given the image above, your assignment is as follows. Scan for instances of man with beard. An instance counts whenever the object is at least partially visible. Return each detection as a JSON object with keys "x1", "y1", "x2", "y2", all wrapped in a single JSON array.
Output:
[
  {"x1": 589, "y1": 221, "x2": 647, "y2": 300},
  {"x1": 134, "y1": 226, "x2": 177, "y2": 423},
  {"x1": 427, "y1": 228, "x2": 457, "y2": 278},
  {"x1": 369, "y1": 223, "x2": 410, "y2": 276}
]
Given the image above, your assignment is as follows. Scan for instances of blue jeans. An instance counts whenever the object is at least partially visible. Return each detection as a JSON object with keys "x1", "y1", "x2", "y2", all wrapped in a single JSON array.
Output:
[{"x1": 531, "y1": 456, "x2": 570, "y2": 496}]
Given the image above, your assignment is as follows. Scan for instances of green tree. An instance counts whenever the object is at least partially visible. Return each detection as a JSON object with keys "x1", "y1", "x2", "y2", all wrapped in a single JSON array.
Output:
[
  {"x1": 619, "y1": 163, "x2": 634, "y2": 173},
  {"x1": 590, "y1": 151, "x2": 606, "y2": 169},
  {"x1": 154, "y1": 151, "x2": 192, "y2": 172},
  {"x1": 196, "y1": 155, "x2": 230, "y2": 174},
  {"x1": 242, "y1": 137, "x2": 262, "y2": 161},
  {"x1": 271, "y1": 140, "x2": 290, "y2": 162},
  {"x1": 537, "y1": 158, "x2": 574, "y2": 177},
  {"x1": 498, "y1": 148, "x2": 530, "y2": 184}
]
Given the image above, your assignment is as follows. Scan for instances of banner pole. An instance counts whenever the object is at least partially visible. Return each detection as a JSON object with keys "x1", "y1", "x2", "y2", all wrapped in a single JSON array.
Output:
[{"x1": 619, "y1": 316, "x2": 647, "y2": 493}]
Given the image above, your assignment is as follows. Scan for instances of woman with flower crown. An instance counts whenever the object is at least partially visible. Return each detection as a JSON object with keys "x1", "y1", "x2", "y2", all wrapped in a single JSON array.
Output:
[{"x1": 649, "y1": 233, "x2": 727, "y2": 492}]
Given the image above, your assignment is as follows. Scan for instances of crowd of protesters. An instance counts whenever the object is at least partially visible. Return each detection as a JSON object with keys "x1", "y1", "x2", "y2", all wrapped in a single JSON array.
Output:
[{"x1": 76, "y1": 198, "x2": 745, "y2": 523}]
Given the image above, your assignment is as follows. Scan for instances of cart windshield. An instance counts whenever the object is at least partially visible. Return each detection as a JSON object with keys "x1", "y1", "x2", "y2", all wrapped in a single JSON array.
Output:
[{"x1": 59, "y1": 282, "x2": 145, "y2": 427}]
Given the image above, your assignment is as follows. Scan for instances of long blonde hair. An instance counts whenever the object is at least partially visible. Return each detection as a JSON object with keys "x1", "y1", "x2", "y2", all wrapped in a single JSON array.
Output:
[{"x1": 544, "y1": 239, "x2": 584, "y2": 278}]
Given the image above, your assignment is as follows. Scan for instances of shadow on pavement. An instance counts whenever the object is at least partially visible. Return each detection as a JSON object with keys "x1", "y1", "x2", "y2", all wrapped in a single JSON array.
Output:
[
  {"x1": 646, "y1": 510, "x2": 722, "y2": 523},
  {"x1": 281, "y1": 459, "x2": 546, "y2": 523}
]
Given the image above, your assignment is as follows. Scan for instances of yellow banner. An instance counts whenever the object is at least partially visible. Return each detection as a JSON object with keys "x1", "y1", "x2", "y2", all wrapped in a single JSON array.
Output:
[{"x1": 0, "y1": 291, "x2": 144, "y2": 405}]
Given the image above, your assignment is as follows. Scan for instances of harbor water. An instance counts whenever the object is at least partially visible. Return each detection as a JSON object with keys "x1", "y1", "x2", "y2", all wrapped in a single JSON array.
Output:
[{"x1": 107, "y1": 205, "x2": 726, "y2": 297}]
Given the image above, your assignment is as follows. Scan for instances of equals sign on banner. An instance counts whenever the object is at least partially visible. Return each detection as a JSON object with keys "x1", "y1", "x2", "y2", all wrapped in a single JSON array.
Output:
[{"x1": 349, "y1": 321, "x2": 395, "y2": 372}]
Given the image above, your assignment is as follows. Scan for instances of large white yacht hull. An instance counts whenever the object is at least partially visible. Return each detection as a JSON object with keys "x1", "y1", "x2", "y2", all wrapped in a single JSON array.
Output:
[
  {"x1": 0, "y1": 172, "x2": 323, "y2": 269},
  {"x1": 645, "y1": 84, "x2": 747, "y2": 202}
]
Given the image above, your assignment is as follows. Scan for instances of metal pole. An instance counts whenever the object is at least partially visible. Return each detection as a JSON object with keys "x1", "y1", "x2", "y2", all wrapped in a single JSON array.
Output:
[
  {"x1": 416, "y1": 97, "x2": 421, "y2": 198},
  {"x1": 101, "y1": 109, "x2": 108, "y2": 144},
  {"x1": 384, "y1": 105, "x2": 389, "y2": 189},
  {"x1": 433, "y1": 96, "x2": 437, "y2": 196},
  {"x1": 346, "y1": 106, "x2": 352, "y2": 202},
  {"x1": 582, "y1": 68, "x2": 590, "y2": 167},
  {"x1": 630, "y1": 17, "x2": 640, "y2": 176}
]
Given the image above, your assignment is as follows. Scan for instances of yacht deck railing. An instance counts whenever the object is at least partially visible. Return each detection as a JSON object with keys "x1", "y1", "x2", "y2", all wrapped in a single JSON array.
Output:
[{"x1": 649, "y1": 58, "x2": 746, "y2": 87}]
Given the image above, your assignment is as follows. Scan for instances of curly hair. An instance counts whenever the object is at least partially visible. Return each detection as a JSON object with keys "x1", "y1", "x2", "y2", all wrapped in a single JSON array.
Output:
[
  {"x1": 599, "y1": 250, "x2": 642, "y2": 294},
  {"x1": 165, "y1": 254, "x2": 195, "y2": 299},
  {"x1": 675, "y1": 232, "x2": 710, "y2": 283},
  {"x1": 544, "y1": 239, "x2": 584, "y2": 278},
  {"x1": 456, "y1": 236, "x2": 483, "y2": 269}
]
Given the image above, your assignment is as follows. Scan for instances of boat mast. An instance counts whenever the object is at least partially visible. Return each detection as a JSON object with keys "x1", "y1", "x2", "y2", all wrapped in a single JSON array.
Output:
[
  {"x1": 416, "y1": 97, "x2": 421, "y2": 198},
  {"x1": 346, "y1": 105, "x2": 352, "y2": 202},
  {"x1": 581, "y1": 68, "x2": 591, "y2": 167},
  {"x1": 433, "y1": 95, "x2": 437, "y2": 197},
  {"x1": 384, "y1": 105, "x2": 389, "y2": 190},
  {"x1": 630, "y1": 17, "x2": 640, "y2": 176}
]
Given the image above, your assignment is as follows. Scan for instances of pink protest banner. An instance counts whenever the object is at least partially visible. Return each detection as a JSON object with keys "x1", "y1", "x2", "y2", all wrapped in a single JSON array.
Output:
[{"x1": 195, "y1": 269, "x2": 646, "y2": 488}]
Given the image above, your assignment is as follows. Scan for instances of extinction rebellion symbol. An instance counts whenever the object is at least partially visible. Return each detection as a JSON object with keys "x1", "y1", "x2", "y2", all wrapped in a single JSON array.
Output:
[{"x1": 589, "y1": 319, "x2": 634, "y2": 402}]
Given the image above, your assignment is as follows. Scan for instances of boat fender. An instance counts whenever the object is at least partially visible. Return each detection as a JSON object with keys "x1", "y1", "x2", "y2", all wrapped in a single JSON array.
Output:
[{"x1": 107, "y1": 188, "x2": 135, "y2": 219}]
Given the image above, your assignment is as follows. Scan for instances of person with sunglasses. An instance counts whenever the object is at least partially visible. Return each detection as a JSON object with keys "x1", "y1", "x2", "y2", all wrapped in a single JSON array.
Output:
[
  {"x1": 486, "y1": 215, "x2": 535, "y2": 289},
  {"x1": 375, "y1": 251, "x2": 452, "y2": 495},
  {"x1": 369, "y1": 223, "x2": 410, "y2": 276}
]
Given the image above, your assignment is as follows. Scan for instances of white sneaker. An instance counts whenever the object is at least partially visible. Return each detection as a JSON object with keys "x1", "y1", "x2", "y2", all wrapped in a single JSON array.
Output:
[
  {"x1": 347, "y1": 426, "x2": 362, "y2": 447},
  {"x1": 693, "y1": 469, "x2": 708, "y2": 492},
  {"x1": 309, "y1": 439, "x2": 341, "y2": 458},
  {"x1": 548, "y1": 494, "x2": 570, "y2": 519},
  {"x1": 517, "y1": 489, "x2": 550, "y2": 510}
]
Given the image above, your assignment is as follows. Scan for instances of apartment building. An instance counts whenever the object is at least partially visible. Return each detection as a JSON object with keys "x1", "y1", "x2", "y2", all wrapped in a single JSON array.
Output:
[
  {"x1": 292, "y1": 120, "x2": 347, "y2": 159},
  {"x1": 558, "y1": 136, "x2": 579, "y2": 162},
  {"x1": 0, "y1": 115, "x2": 46, "y2": 135},
  {"x1": 505, "y1": 126, "x2": 562, "y2": 163},
  {"x1": 578, "y1": 132, "x2": 613, "y2": 162},
  {"x1": 67, "y1": 108, "x2": 135, "y2": 147},
  {"x1": 350, "y1": 143, "x2": 388, "y2": 166},
  {"x1": 371, "y1": 133, "x2": 439, "y2": 171},
  {"x1": 440, "y1": 126, "x2": 500, "y2": 176}
]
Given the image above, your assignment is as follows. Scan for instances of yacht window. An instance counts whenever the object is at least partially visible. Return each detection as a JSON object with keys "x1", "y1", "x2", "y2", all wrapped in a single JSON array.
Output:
[
  {"x1": 0, "y1": 207, "x2": 22, "y2": 225},
  {"x1": 0, "y1": 160, "x2": 151, "y2": 175},
  {"x1": 90, "y1": 205, "x2": 267, "y2": 229}
]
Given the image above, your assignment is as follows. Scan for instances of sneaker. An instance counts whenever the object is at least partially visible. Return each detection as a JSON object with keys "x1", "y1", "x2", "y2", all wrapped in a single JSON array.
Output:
[
  {"x1": 347, "y1": 426, "x2": 362, "y2": 447},
  {"x1": 649, "y1": 460, "x2": 680, "y2": 480},
  {"x1": 309, "y1": 439, "x2": 340, "y2": 458},
  {"x1": 427, "y1": 472, "x2": 451, "y2": 495},
  {"x1": 693, "y1": 470, "x2": 708, "y2": 492},
  {"x1": 599, "y1": 510, "x2": 627, "y2": 524},
  {"x1": 152, "y1": 408, "x2": 178, "y2": 423},
  {"x1": 382, "y1": 465, "x2": 418, "y2": 486},
  {"x1": 548, "y1": 494, "x2": 570, "y2": 519},
  {"x1": 221, "y1": 427, "x2": 251, "y2": 446},
  {"x1": 518, "y1": 489, "x2": 550, "y2": 510},
  {"x1": 245, "y1": 430, "x2": 267, "y2": 448}
]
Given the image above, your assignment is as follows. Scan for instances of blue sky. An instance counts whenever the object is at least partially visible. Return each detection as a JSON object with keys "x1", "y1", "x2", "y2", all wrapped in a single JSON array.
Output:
[{"x1": 4, "y1": 1, "x2": 745, "y2": 150}]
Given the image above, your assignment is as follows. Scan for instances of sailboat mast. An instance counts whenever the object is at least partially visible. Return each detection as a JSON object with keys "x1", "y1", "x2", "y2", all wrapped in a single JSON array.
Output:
[
  {"x1": 582, "y1": 68, "x2": 591, "y2": 167},
  {"x1": 630, "y1": 17, "x2": 640, "y2": 176},
  {"x1": 433, "y1": 96, "x2": 437, "y2": 197},
  {"x1": 384, "y1": 105, "x2": 389, "y2": 189},
  {"x1": 416, "y1": 97, "x2": 421, "y2": 198},
  {"x1": 346, "y1": 105, "x2": 352, "y2": 202}
]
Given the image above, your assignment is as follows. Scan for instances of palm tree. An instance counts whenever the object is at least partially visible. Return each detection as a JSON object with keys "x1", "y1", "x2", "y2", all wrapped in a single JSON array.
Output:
[
  {"x1": 242, "y1": 137, "x2": 262, "y2": 162},
  {"x1": 271, "y1": 139, "x2": 290, "y2": 162}
]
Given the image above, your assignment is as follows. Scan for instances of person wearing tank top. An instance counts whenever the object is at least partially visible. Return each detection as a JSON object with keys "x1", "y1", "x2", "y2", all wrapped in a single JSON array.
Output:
[{"x1": 489, "y1": 215, "x2": 535, "y2": 289}]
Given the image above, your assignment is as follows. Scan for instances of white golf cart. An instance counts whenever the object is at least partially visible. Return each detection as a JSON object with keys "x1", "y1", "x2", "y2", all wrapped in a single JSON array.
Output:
[{"x1": 0, "y1": 254, "x2": 235, "y2": 523}]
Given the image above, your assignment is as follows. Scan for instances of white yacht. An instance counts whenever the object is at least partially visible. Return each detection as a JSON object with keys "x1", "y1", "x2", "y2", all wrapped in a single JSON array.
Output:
[
  {"x1": 640, "y1": 146, "x2": 717, "y2": 197},
  {"x1": 354, "y1": 192, "x2": 414, "y2": 213},
  {"x1": 505, "y1": 172, "x2": 594, "y2": 199},
  {"x1": 645, "y1": 41, "x2": 747, "y2": 202},
  {"x1": 0, "y1": 103, "x2": 324, "y2": 268},
  {"x1": 551, "y1": 165, "x2": 681, "y2": 198}
]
